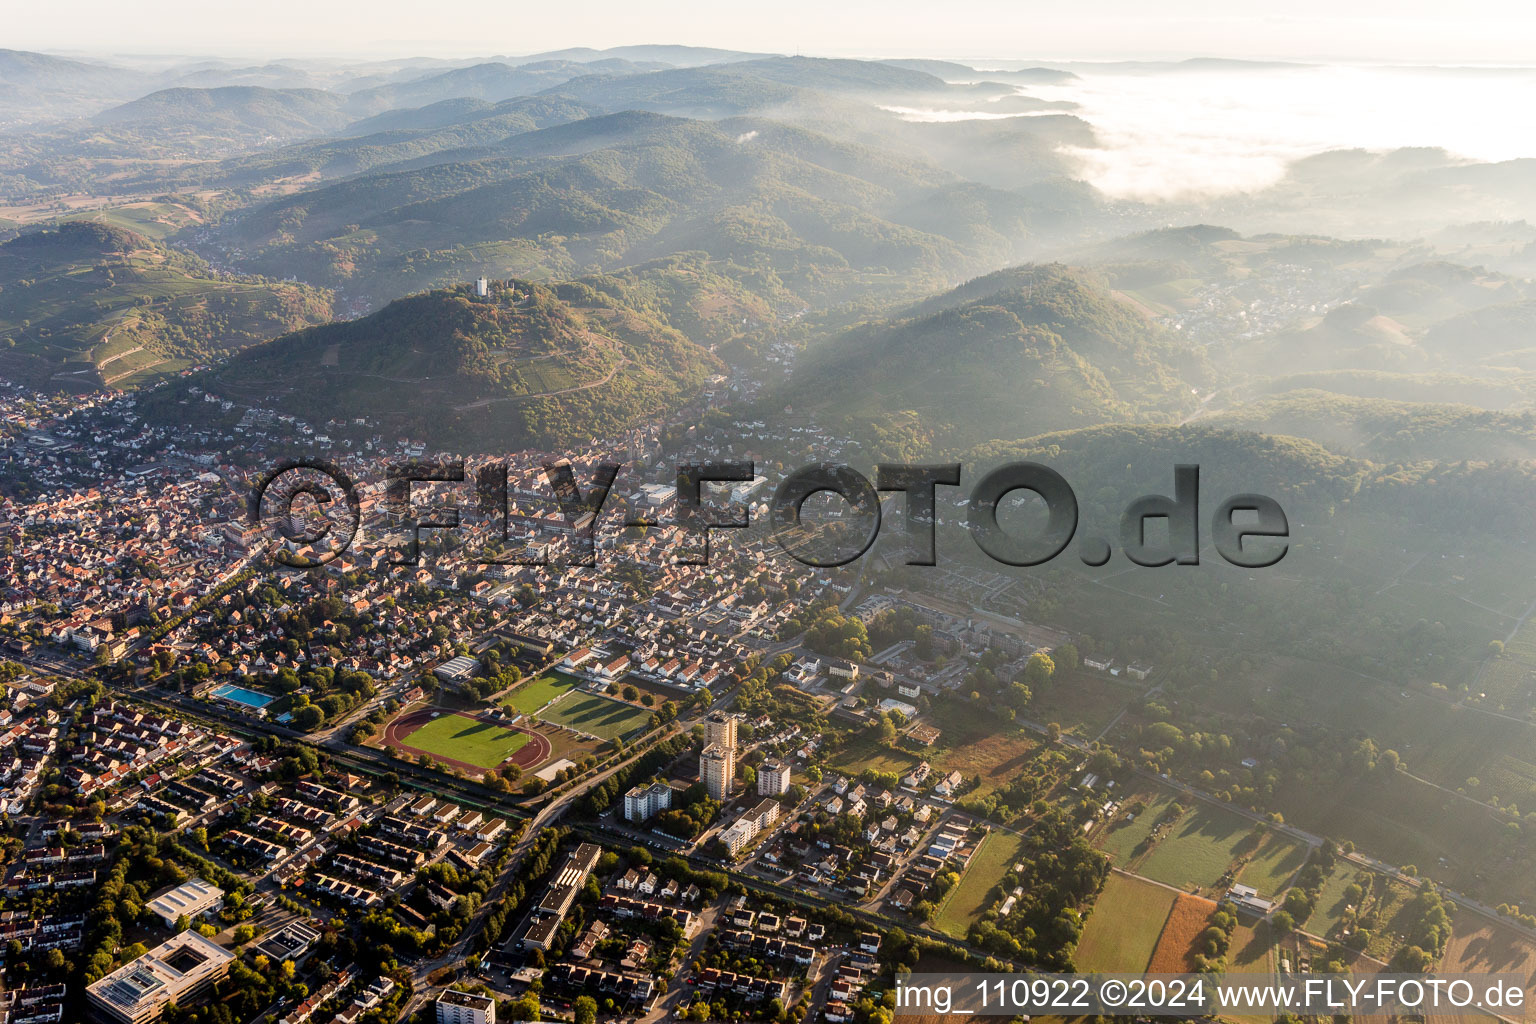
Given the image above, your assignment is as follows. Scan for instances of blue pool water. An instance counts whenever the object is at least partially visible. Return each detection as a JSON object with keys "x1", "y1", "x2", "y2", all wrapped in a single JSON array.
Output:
[{"x1": 210, "y1": 683, "x2": 275, "y2": 709}]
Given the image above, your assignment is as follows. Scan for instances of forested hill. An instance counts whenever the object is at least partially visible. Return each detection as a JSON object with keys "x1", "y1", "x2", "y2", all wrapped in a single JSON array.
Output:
[
  {"x1": 1205, "y1": 390, "x2": 1536, "y2": 464},
  {"x1": 207, "y1": 109, "x2": 1056, "y2": 310},
  {"x1": 0, "y1": 220, "x2": 333, "y2": 390},
  {"x1": 968, "y1": 422, "x2": 1536, "y2": 539},
  {"x1": 780, "y1": 264, "x2": 1207, "y2": 454},
  {"x1": 90, "y1": 86, "x2": 358, "y2": 153},
  {"x1": 159, "y1": 277, "x2": 723, "y2": 449}
]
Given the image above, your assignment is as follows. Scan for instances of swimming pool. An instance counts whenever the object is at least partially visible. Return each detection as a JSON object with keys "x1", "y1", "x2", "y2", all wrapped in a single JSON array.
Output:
[{"x1": 210, "y1": 683, "x2": 275, "y2": 709}]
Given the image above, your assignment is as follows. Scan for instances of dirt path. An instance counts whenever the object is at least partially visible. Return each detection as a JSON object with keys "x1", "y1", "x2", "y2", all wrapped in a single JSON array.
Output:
[
  {"x1": 105, "y1": 357, "x2": 166, "y2": 385},
  {"x1": 453, "y1": 358, "x2": 629, "y2": 410}
]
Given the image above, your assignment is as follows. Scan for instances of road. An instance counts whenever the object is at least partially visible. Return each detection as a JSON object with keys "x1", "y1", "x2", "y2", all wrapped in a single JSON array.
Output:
[
  {"x1": 25, "y1": 629, "x2": 1536, "y2": 1016},
  {"x1": 641, "y1": 896, "x2": 728, "y2": 1023},
  {"x1": 393, "y1": 689, "x2": 737, "y2": 1017},
  {"x1": 798, "y1": 945, "x2": 846, "y2": 1023},
  {"x1": 855, "y1": 809, "x2": 954, "y2": 912}
]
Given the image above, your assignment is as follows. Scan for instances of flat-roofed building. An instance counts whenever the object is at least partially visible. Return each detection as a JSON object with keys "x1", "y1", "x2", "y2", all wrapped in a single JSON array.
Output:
[
  {"x1": 436, "y1": 987, "x2": 496, "y2": 1024},
  {"x1": 433, "y1": 655, "x2": 477, "y2": 684},
  {"x1": 623, "y1": 780, "x2": 673, "y2": 823},
  {"x1": 758, "y1": 758, "x2": 791, "y2": 796},
  {"x1": 145, "y1": 880, "x2": 224, "y2": 929},
  {"x1": 701, "y1": 743, "x2": 735, "y2": 800},
  {"x1": 703, "y1": 710, "x2": 738, "y2": 750},
  {"x1": 719, "y1": 817, "x2": 757, "y2": 856},
  {"x1": 255, "y1": 921, "x2": 320, "y2": 963},
  {"x1": 537, "y1": 843, "x2": 602, "y2": 918},
  {"x1": 747, "y1": 798, "x2": 781, "y2": 831},
  {"x1": 86, "y1": 931, "x2": 233, "y2": 1024},
  {"x1": 520, "y1": 913, "x2": 562, "y2": 952}
]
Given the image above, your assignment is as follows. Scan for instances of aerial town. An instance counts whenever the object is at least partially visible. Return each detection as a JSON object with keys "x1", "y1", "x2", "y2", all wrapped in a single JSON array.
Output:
[
  {"x1": 5, "y1": 19, "x2": 1536, "y2": 1024},
  {"x1": 0, "y1": 355, "x2": 1520, "y2": 1024}
]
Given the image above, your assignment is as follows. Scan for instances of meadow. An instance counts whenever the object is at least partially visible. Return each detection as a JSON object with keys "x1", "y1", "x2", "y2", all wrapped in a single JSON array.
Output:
[
  {"x1": 1095, "y1": 790, "x2": 1176, "y2": 868},
  {"x1": 1076, "y1": 872, "x2": 1176, "y2": 972},
  {"x1": 932, "y1": 830, "x2": 1029, "y2": 939},
  {"x1": 1237, "y1": 833, "x2": 1310, "y2": 896},
  {"x1": 829, "y1": 732, "x2": 923, "y2": 777},
  {"x1": 1136, "y1": 802, "x2": 1265, "y2": 894},
  {"x1": 1305, "y1": 866, "x2": 1366, "y2": 939}
]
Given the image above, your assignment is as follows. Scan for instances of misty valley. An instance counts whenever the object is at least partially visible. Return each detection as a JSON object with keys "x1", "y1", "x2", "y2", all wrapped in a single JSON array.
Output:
[{"x1": 2, "y1": 36, "x2": 1536, "y2": 1024}]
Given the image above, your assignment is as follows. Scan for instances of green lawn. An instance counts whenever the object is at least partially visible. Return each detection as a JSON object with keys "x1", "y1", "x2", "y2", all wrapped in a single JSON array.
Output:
[
  {"x1": 933, "y1": 830, "x2": 1028, "y2": 939},
  {"x1": 1096, "y1": 791, "x2": 1176, "y2": 867},
  {"x1": 1077, "y1": 872, "x2": 1176, "y2": 972},
  {"x1": 1138, "y1": 803, "x2": 1262, "y2": 893},
  {"x1": 540, "y1": 692, "x2": 652, "y2": 740},
  {"x1": 1237, "y1": 834, "x2": 1310, "y2": 897},
  {"x1": 1229, "y1": 920, "x2": 1278, "y2": 974},
  {"x1": 506, "y1": 671, "x2": 582, "y2": 715},
  {"x1": 1306, "y1": 866, "x2": 1367, "y2": 939},
  {"x1": 401, "y1": 713, "x2": 529, "y2": 769}
]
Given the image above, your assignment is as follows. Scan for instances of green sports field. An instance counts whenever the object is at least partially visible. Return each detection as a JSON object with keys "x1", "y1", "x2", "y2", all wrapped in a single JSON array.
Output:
[
  {"x1": 505, "y1": 671, "x2": 582, "y2": 715},
  {"x1": 400, "y1": 713, "x2": 529, "y2": 769},
  {"x1": 541, "y1": 692, "x2": 652, "y2": 740}
]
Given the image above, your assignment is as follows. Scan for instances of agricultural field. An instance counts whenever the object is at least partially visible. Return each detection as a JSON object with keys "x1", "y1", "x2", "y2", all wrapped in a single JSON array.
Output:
[
  {"x1": 62, "y1": 200, "x2": 207, "y2": 240},
  {"x1": 1438, "y1": 909, "x2": 1536, "y2": 1009},
  {"x1": 1095, "y1": 790, "x2": 1177, "y2": 867},
  {"x1": 397, "y1": 713, "x2": 529, "y2": 770},
  {"x1": 1077, "y1": 872, "x2": 1176, "y2": 972},
  {"x1": 1137, "y1": 802, "x2": 1266, "y2": 895},
  {"x1": 541, "y1": 691, "x2": 653, "y2": 740},
  {"x1": 1365, "y1": 698, "x2": 1536, "y2": 813},
  {"x1": 1117, "y1": 277, "x2": 1204, "y2": 315},
  {"x1": 1194, "y1": 616, "x2": 1536, "y2": 823},
  {"x1": 1237, "y1": 833, "x2": 1310, "y2": 896},
  {"x1": 506, "y1": 671, "x2": 582, "y2": 715},
  {"x1": 1148, "y1": 893, "x2": 1217, "y2": 972},
  {"x1": 0, "y1": 219, "x2": 332, "y2": 387},
  {"x1": 1228, "y1": 921, "x2": 1278, "y2": 971},
  {"x1": 1221, "y1": 923, "x2": 1282, "y2": 1024},
  {"x1": 1285, "y1": 762, "x2": 1536, "y2": 911},
  {"x1": 1477, "y1": 611, "x2": 1536, "y2": 710},
  {"x1": 932, "y1": 830, "x2": 1029, "y2": 939}
]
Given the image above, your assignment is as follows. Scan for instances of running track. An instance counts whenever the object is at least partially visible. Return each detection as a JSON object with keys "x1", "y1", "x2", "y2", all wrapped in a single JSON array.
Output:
[{"x1": 383, "y1": 706, "x2": 551, "y2": 774}]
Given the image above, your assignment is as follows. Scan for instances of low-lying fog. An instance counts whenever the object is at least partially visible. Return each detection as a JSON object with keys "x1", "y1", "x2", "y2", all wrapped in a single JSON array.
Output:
[{"x1": 895, "y1": 63, "x2": 1536, "y2": 200}]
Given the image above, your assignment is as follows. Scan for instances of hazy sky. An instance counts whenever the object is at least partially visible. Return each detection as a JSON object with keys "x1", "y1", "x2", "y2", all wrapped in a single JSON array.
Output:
[{"x1": 14, "y1": 0, "x2": 1536, "y2": 64}]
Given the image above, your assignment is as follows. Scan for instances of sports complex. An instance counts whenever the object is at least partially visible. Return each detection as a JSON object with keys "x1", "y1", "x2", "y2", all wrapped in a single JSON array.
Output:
[
  {"x1": 380, "y1": 668, "x2": 655, "y2": 774},
  {"x1": 382, "y1": 707, "x2": 551, "y2": 774}
]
